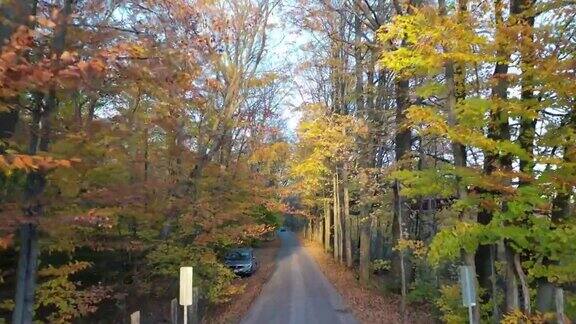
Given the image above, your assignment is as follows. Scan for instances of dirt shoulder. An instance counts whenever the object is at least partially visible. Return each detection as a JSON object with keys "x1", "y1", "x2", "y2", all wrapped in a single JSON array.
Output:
[
  {"x1": 301, "y1": 239, "x2": 434, "y2": 324},
  {"x1": 202, "y1": 237, "x2": 281, "y2": 324}
]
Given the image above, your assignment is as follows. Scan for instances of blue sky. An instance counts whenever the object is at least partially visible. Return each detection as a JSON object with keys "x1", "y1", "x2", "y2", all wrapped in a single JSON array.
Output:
[{"x1": 267, "y1": 5, "x2": 307, "y2": 133}]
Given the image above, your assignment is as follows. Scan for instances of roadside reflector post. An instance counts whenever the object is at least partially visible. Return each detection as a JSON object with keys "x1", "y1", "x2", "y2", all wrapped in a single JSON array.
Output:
[
  {"x1": 170, "y1": 298, "x2": 178, "y2": 324},
  {"x1": 180, "y1": 267, "x2": 193, "y2": 324},
  {"x1": 556, "y1": 288, "x2": 565, "y2": 324},
  {"x1": 130, "y1": 311, "x2": 140, "y2": 324},
  {"x1": 459, "y1": 265, "x2": 477, "y2": 324}
]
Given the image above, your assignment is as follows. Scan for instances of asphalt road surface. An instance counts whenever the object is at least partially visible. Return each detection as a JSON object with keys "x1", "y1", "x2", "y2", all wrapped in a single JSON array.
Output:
[{"x1": 241, "y1": 231, "x2": 358, "y2": 324}]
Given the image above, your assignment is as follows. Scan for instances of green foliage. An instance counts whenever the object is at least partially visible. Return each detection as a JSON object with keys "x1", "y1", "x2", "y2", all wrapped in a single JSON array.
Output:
[
  {"x1": 408, "y1": 277, "x2": 439, "y2": 304},
  {"x1": 145, "y1": 244, "x2": 238, "y2": 303},
  {"x1": 391, "y1": 168, "x2": 457, "y2": 198},
  {"x1": 428, "y1": 222, "x2": 483, "y2": 266},
  {"x1": 436, "y1": 284, "x2": 468, "y2": 324},
  {"x1": 250, "y1": 205, "x2": 281, "y2": 228},
  {"x1": 566, "y1": 291, "x2": 576, "y2": 320},
  {"x1": 415, "y1": 81, "x2": 445, "y2": 98},
  {"x1": 48, "y1": 168, "x2": 82, "y2": 198},
  {"x1": 85, "y1": 164, "x2": 131, "y2": 187},
  {"x1": 0, "y1": 299, "x2": 13, "y2": 312},
  {"x1": 371, "y1": 259, "x2": 391, "y2": 272},
  {"x1": 455, "y1": 98, "x2": 491, "y2": 128},
  {"x1": 0, "y1": 171, "x2": 26, "y2": 197},
  {"x1": 36, "y1": 262, "x2": 111, "y2": 324},
  {"x1": 407, "y1": 263, "x2": 439, "y2": 304}
]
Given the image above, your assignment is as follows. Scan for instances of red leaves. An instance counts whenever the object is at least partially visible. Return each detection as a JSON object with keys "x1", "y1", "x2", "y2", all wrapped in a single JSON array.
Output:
[
  {"x1": 206, "y1": 78, "x2": 223, "y2": 91},
  {"x1": 10, "y1": 26, "x2": 34, "y2": 50},
  {"x1": 1, "y1": 51, "x2": 18, "y2": 65},
  {"x1": 31, "y1": 68, "x2": 54, "y2": 84},
  {"x1": 80, "y1": 184, "x2": 147, "y2": 206},
  {"x1": 78, "y1": 59, "x2": 106, "y2": 76},
  {"x1": 0, "y1": 25, "x2": 109, "y2": 99},
  {"x1": 0, "y1": 234, "x2": 14, "y2": 250},
  {"x1": 75, "y1": 284, "x2": 113, "y2": 317},
  {"x1": 37, "y1": 262, "x2": 113, "y2": 322},
  {"x1": 73, "y1": 209, "x2": 113, "y2": 229}
]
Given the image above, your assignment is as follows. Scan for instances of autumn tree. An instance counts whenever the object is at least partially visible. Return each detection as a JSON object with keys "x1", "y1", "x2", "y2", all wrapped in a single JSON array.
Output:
[
  {"x1": 0, "y1": 0, "x2": 289, "y2": 322},
  {"x1": 378, "y1": 0, "x2": 576, "y2": 321},
  {"x1": 291, "y1": 0, "x2": 575, "y2": 321}
]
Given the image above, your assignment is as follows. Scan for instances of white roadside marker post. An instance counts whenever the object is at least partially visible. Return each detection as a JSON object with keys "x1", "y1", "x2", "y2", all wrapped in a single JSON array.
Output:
[
  {"x1": 130, "y1": 311, "x2": 140, "y2": 324},
  {"x1": 459, "y1": 265, "x2": 477, "y2": 324},
  {"x1": 180, "y1": 267, "x2": 193, "y2": 324}
]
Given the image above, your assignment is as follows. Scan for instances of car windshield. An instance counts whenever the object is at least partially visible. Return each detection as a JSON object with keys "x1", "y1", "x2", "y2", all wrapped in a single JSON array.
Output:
[{"x1": 226, "y1": 251, "x2": 251, "y2": 261}]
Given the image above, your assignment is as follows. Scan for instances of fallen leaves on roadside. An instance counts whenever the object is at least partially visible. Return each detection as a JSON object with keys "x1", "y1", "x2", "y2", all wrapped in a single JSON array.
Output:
[{"x1": 302, "y1": 240, "x2": 434, "y2": 324}]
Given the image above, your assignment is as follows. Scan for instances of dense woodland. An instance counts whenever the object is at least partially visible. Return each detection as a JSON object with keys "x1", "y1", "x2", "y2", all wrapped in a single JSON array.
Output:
[
  {"x1": 291, "y1": 0, "x2": 575, "y2": 322},
  {"x1": 0, "y1": 0, "x2": 574, "y2": 323},
  {"x1": 0, "y1": 0, "x2": 288, "y2": 322}
]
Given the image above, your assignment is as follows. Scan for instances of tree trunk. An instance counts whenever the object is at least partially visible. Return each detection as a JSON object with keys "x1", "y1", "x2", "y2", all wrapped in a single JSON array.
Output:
[
  {"x1": 40, "y1": 0, "x2": 72, "y2": 151},
  {"x1": 350, "y1": 6, "x2": 364, "y2": 271},
  {"x1": 439, "y1": 0, "x2": 481, "y2": 320},
  {"x1": 337, "y1": 173, "x2": 344, "y2": 264},
  {"x1": 324, "y1": 196, "x2": 332, "y2": 253},
  {"x1": 476, "y1": 0, "x2": 518, "y2": 318},
  {"x1": 536, "y1": 112, "x2": 575, "y2": 315},
  {"x1": 73, "y1": 92, "x2": 83, "y2": 130},
  {"x1": 13, "y1": 1, "x2": 71, "y2": 322},
  {"x1": 333, "y1": 172, "x2": 343, "y2": 262},
  {"x1": 12, "y1": 223, "x2": 39, "y2": 324},
  {"x1": 333, "y1": 174, "x2": 338, "y2": 260},
  {"x1": 504, "y1": 245, "x2": 519, "y2": 312},
  {"x1": 392, "y1": 77, "x2": 411, "y2": 303},
  {"x1": 359, "y1": 209, "x2": 371, "y2": 283},
  {"x1": 394, "y1": 180, "x2": 408, "y2": 318},
  {"x1": 316, "y1": 218, "x2": 323, "y2": 243},
  {"x1": 358, "y1": 47, "x2": 375, "y2": 281},
  {"x1": 514, "y1": 0, "x2": 536, "y2": 314},
  {"x1": 13, "y1": 95, "x2": 42, "y2": 323},
  {"x1": 343, "y1": 163, "x2": 352, "y2": 268}
]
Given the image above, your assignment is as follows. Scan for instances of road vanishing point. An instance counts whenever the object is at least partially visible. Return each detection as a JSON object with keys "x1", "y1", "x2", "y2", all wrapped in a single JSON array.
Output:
[{"x1": 241, "y1": 231, "x2": 358, "y2": 324}]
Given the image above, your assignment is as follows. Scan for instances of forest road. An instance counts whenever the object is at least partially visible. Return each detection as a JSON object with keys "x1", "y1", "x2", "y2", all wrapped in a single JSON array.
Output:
[{"x1": 240, "y1": 231, "x2": 358, "y2": 324}]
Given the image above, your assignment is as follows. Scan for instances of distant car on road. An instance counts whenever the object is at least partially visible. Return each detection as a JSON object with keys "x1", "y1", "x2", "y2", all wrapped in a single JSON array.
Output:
[
  {"x1": 279, "y1": 227, "x2": 287, "y2": 232},
  {"x1": 224, "y1": 248, "x2": 258, "y2": 276}
]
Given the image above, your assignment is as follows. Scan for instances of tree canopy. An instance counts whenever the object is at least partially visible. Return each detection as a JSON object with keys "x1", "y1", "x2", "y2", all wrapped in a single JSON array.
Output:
[{"x1": 1, "y1": 0, "x2": 575, "y2": 322}]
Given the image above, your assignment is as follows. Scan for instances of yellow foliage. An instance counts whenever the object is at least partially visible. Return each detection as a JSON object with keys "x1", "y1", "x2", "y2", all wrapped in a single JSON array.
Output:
[
  {"x1": 289, "y1": 103, "x2": 364, "y2": 206},
  {"x1": 436, "y1": 284, "x2": 468, "y2": 324},
  {"x1": 501, "y1": 310, "x2": 553, "y2": 324},
  {"x1": 249, "y1": 142, "x2": 290, "y2": 166},
  {"x1": 246, "y1": 72, "x2": 278, "y2": 88},
  {"x1": 378, "y1": 6, "x2": 488, "y2": 77},
  {"x1": 0, "y1": 154, "x2": 76, "y2": 174},
  {"x1": 394, "y1": 239, "x2": 427, "y2": 259}
]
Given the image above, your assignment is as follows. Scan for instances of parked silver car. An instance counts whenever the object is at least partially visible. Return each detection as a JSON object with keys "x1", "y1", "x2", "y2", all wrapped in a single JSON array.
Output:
[{"x1": 224, "y1": 248, "x2": 258, "y2": 276}]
